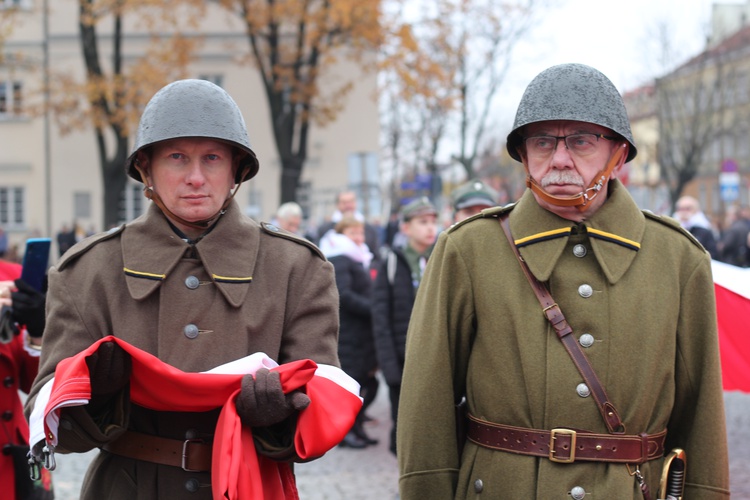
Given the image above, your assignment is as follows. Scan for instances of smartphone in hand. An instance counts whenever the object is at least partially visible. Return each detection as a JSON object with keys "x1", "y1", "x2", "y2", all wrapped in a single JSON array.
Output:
[{"x1": 21, "y1": 238, "x2": 51, "y2": 292}]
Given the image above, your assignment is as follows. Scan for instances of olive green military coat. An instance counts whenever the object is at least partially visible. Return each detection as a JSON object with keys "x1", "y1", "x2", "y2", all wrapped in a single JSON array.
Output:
[
  {"x1": 25, "y1": 201, "x2": 340, "y2": 500},
  {"x1": 398, "y1": 181, "x2": 729, "y2": 499}
]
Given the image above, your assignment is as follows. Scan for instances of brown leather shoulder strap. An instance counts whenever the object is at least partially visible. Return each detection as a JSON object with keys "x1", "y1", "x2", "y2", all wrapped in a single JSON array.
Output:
[{"x1": 498, "y1": 214, "x2": 625, "y2": 434}]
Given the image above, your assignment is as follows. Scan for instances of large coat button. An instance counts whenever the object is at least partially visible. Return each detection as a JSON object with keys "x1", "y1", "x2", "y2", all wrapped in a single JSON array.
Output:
[
  {"x1": 474, "y1": 479, "x2": 484, "y2": 493},
  {"x1": 185, "y1": 276, "x2": 200, "y2": 290},
  {"x1": 185, "y1": 478, "x2": 200, "y2": 493},
  {"x1": 576, "y1": 383, "x2": 591, "y2": 398},
  {"x1": 571, "y1": 486, "x2": 586, "y2": 499},
  {"x1": 184, "y1": 324, "x2": 200, "y2": 339},
  {"x1": 2, "y1": 410, "x2": 12, "y2": 421},
  {"x1": 579, "y1": 333, "x2": 595, "y2": 348},
  {"x1": 3, "y1": 376, "x2": 13, "y2": 387},
  {"x1": 578, "y1": 284, "x2": 593, "y2": 298},
  {"x1": 573, "y1": 244, "x2": 587, "y2": 257}
]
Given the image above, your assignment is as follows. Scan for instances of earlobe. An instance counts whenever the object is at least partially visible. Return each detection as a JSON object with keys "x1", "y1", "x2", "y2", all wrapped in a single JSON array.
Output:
[{"x1": 613, "y1": 143, "x2": 628, "y2": 175}]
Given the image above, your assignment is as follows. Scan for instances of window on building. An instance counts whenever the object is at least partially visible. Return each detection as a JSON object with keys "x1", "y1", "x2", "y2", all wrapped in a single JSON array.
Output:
[
  {"x1": 0, "y1": 0, "x2": 32, "y2": 9},
  {"x1": 245, "y1": 182, "x2": 262, "y2": 220},
  {"x1": 118, "y1": 183, "x2": 145, "y2": 224},
  {"x1": 198, "y1": 74, "x2": 224, "y2": 88},
  {"x1": 73, "y1": 191, "x2": 92, "y2": 219},
  {"x1": 0, "y1": 186, "x2": 25, "y2": 229},
  {"x1": 0, "y1": 80, "x2": 22, "y2": 116}
]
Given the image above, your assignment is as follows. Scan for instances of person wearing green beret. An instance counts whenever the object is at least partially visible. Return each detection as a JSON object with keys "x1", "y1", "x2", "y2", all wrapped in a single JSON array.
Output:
[{"x1": 450, "y1": 179, "x2": 498, "y2": 223}]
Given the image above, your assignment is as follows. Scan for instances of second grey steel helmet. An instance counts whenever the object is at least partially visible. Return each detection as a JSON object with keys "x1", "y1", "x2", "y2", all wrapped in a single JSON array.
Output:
[
  {"x1": 126, "y1": 79, "x2": 260, "y2": 183},
  {"x1": 506, "y1": 63, "x2": 637, "y2": 163}
]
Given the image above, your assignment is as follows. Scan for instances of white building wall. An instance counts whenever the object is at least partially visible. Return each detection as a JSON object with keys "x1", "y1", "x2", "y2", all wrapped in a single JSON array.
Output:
[{"x1": 0, "y1": 1, "x2": 380, "y2": 259}]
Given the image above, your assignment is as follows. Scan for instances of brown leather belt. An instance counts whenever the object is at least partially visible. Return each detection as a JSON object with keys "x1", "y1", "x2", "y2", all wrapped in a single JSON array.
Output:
[
  {"x1": 102, "y1": 430, "x2": 212, "y2": 472},
  {"x1": 467, "y1": 413, "x2": 666, "y2": 464}
]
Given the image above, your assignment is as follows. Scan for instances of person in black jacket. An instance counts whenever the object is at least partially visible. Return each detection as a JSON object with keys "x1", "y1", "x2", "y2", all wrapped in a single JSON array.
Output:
[
  {"x1": 372, "y1": 197, "x2": 438, "y2": 455},
  {"x1": 319, "y1": 216, "x2": 378, "y2": 448}
]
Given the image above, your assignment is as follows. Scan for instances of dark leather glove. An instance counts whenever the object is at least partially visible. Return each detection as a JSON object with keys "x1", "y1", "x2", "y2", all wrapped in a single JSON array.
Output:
[
  {"x1": 85, "y1": 341, "x2": 131, "y2": 414},
  {"x1": 235, "y1": 368, "x2": 310, "y2": 428},
  {"x1": 11, "y1": 278, "x2": 46, "y2": 338}
]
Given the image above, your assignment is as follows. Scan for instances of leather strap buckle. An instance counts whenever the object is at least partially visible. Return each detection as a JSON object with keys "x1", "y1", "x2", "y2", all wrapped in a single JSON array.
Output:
[
  {"x1": 549, "y1": 428, "x2": 577, "y2": 463},
  {"x1": 182, "y1": 438, "x2": 204, "y2": 472}
]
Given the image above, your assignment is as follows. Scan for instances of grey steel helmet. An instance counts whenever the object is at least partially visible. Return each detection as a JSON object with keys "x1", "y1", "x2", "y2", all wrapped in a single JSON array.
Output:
[
  {"x1": 506, "y1": 63, "x2": 637, "y2": 163},
  {"x1": 126, "y1": 79, "x2": 260, "y2": 183}
]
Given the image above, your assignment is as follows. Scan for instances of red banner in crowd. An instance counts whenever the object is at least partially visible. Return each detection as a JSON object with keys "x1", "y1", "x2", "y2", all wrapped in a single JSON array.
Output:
[{"x1": 712, "y1": 260, "x2": 750, "y2": 393}]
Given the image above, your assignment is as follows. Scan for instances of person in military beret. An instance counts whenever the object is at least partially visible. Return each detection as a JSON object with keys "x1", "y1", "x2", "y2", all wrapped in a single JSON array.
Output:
[
  {"x1": 450, "y1": 179, "x2": 498, "y2": 222},
  {"x1": 398, "y1": 64, "x2": 728, "y2": 500},
  {"x1": 372, "y1": 196, "x2": 438, "y2": 456},
  {"x1": 24, "y1": 80, "x2": 355, "y2": 499}
]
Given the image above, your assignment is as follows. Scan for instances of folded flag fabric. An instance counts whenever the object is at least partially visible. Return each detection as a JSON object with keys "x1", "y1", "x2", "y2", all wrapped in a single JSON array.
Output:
[
  {"x1": 29, "y1": 336, "x2": 362, "y2": 500},
  {"x1": 711, "y1": 260, "x2": 750, "y2": 393}
]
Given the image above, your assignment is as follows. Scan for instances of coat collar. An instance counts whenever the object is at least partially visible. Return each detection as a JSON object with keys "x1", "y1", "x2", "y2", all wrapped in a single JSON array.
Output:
[
  {"x1": 121, "y1": 200, "x2": 259, "y2": 307},
  {"x1": 510, "y1": 180, "x2": 645, "y2": 284}
]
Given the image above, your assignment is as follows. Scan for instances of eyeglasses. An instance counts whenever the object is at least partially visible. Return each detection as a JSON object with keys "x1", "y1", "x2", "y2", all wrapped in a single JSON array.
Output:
[{"x1": 523, "y1": 133, "x2": 619, "y2": 159}]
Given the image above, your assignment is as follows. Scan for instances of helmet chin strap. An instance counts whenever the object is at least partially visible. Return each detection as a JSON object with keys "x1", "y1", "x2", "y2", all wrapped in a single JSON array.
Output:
[
  {"x1": 525, "y1": 142, "x2": 629, "y2": 211},
  {"x1": 134, "y1": 162, "x2": 250, "y2": 231}
]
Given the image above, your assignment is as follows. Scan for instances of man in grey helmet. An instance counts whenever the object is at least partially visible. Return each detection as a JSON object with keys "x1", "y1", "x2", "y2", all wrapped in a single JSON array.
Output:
[
  {"x1": 398, "y1": 64, "x2": 728, "y2": 499},
  {"x1": 24, "y1": 80, "x2": 356, "y2": 499}
]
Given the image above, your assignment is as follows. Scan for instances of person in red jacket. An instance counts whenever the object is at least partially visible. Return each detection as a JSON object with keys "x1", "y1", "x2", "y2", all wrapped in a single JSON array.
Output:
[{"x1": 0, "y1": 258, "x2": 53, "y2": 499}]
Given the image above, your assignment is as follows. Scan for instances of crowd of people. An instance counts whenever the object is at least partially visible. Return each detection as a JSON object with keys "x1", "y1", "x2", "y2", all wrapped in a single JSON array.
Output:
[
  {"x1": 673, "y1": 195, "x2": 750, "y2": 267},
  {"x1": 0, "y1": 63, "x2": 738, "y2": 500}
]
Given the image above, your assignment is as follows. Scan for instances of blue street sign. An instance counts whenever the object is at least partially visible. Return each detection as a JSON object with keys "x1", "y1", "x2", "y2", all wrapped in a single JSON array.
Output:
[{"x1": 719, "y1": 171, "x2": 740, "y2": 202}]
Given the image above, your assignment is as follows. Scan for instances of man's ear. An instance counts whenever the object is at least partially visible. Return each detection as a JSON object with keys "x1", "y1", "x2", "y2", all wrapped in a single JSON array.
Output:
[
  {"x1": 611, "y1": 142, "x2": 629, "y2": 178},
  {"x1": 517, "y1": 144, "x2": 527, "y2": 163},
  {"x1": 135, "y1": 151, "x2": 152, "y2": 186}
]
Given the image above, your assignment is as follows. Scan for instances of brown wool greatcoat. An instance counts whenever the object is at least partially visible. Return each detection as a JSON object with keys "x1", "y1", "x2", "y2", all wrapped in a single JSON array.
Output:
[
  {"x1": 24, "y1": 200, "x2": 340, "y2": 500},
  {"x1": 398, "y1": 181, "x2": 729, "y2": 499}
]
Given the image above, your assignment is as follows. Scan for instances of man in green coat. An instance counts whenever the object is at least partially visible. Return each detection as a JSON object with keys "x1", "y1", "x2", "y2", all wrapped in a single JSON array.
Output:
[{"x1": 398, "y1": 64, "x2": 729, "y2": 499}]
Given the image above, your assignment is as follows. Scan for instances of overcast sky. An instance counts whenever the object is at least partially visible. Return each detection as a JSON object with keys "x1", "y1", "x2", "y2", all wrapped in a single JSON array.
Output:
[{"x1": 494, "y1": 0, "x2": 734, "y2": 132}]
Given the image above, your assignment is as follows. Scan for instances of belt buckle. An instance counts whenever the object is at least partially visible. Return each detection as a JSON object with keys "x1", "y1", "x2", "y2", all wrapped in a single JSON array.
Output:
[
  {"x1": 182, "y1": 438, "x2": 203, "y2": 472},
  {"x1": 549, "y1": 428, "x2": 576, "y2": 463}
]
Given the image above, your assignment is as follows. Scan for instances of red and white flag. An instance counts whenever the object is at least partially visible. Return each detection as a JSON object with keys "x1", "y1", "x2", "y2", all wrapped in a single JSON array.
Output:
[
  {"x1": 712, "y1": 260, "x2": 750, "y2": 393},
  {"x1": 29, "y1": 337, "x2": 362, "y2": 500}
]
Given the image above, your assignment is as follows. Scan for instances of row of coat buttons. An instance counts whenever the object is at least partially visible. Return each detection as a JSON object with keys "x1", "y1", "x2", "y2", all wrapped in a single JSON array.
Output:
[
  {"x1": 576, "y1": 332, "x2": 595, "y2": 398},
  {"x1": 472, "y1": 479, "x2": 586, "y2": 498},
  {"x1": 185, "y1": 276, "x2": 205, "y2": 339},
  {"x1": 573, "y1": 245, "x2": 594, "y2": 300},
  {"x1": 570, "y1": 245, "x2": 592, "y2": 498}
]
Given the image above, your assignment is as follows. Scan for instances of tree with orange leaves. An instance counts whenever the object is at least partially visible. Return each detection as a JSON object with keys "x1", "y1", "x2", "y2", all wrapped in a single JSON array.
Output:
[
  {"x1": 47, "y1": 0, "x2": 205, "y2": 229},
  {"x1": 218, "y1": 0, "x2": 383, "y2": 204}
]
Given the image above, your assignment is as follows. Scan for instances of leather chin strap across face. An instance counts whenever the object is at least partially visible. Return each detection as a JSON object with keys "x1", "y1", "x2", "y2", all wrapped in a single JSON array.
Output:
[
  {"x1": 133, "y1": 162, "x2": 250, "y2": 232},
  {"x1": 524, "y1": 142, "x2": 629, "y2": 211}
]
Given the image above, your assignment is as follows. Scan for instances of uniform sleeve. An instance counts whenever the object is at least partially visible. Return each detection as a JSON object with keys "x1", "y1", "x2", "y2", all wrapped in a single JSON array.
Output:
[
  {"x1": 253, "y1": 253, "x2": 340, "y2": 461},
  {"x1": 371, "y1": 258, "x2": 400, "y2": 386},
  {"x1": 668, "y1": 252, "x2": 730, "y2": 498},
  {"x1": 397, "y1": 232, "x2": 475, "y2": 500},
  {"x1": 278, "y1": 254, "x2": 340, "y2": 369},
  {"x1": 24, "y1": 264, "x2": 129, "y2": 453}
]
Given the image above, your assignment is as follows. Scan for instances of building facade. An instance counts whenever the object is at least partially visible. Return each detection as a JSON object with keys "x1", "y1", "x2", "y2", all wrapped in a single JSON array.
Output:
[{"x1": 0, "y1": 0, "x2": 380, "y2": 259}]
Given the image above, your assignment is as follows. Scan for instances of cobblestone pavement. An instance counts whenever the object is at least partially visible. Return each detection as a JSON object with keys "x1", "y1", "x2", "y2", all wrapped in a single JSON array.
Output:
[{"x1": 46, "y1": 389, "x2": 749, "y2": 499}]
